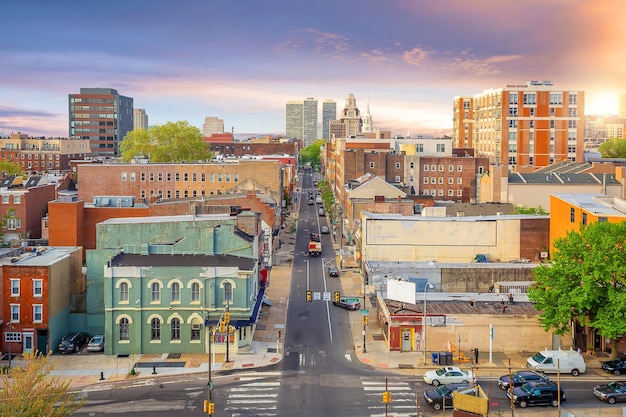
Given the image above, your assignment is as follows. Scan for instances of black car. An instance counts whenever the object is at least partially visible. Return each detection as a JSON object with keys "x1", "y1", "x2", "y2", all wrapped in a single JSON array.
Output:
[
  {"x1": 424, "y1": 383, "x2": 471, "y2": 410},
  {"x1": 58, "y1": 332, "x2": 89, "y2": 353},
  {"x1": 507, "y1": 381, "x2": 565, "y2": 408},
  {"x1": 498, "y1": 371, "x2": 549, "y2": 390},
  {"x1": 594, "y1": 381, "x2": 626, "y2": 404},
  {"x1": 328, "y1": 266, "x2": 339, "y2": 277},
  {"x1": 601, "y1": 358, "x2": 626, "y2": 376}
]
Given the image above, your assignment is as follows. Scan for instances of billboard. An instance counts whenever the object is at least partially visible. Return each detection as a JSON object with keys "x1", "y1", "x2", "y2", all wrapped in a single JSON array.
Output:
[{"x1": 387, "y1": 279, "x2": 416, "y2": 304}]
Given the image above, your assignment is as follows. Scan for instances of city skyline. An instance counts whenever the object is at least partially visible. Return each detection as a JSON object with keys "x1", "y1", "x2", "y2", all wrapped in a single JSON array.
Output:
[{"x1": 2, "y1": 0, "x2": 625, "y2": 139}]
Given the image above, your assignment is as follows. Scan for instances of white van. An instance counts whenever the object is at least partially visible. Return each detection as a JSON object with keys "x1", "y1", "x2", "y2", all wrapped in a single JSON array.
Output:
[{"x1": 526, "y1": 348, "x2": 586, "y2": 376}]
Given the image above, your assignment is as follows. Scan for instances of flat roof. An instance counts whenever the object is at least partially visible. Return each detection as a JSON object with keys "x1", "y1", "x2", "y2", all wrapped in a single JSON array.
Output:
[{"x1": 553, "y1": 194, "x2": 626, "y2": 217}]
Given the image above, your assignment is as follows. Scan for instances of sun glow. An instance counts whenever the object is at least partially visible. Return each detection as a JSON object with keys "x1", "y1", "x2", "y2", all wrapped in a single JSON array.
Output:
[{"x1": 586, "y1": 92, "x2": 618, "y2": 116}]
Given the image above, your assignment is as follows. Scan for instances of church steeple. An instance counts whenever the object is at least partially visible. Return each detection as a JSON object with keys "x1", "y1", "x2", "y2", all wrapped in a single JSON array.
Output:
[{"x1": 362, "y1": 94, "x2": 373, "y2": 133}]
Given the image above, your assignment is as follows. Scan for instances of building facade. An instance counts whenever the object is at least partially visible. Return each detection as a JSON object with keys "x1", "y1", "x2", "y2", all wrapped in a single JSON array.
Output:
[
  {"x1": 286, "y1": 99, "x2": 318, "y2": 146},
  {"x1": 322, "y1": 99, "x2": 337, "y2": 140},
  {"x1": 69, "y1": 88, "x2": 133, "y2": 157},
  {"x1": 202, "y1": 116, "x2": 225, "y2": 137},
  {"x1": 133, "y1": 109, "x2": 149, "y2": 131},
  {"x1": 329, "y1": 94, "x2": 362, "y2": 139},
  {"x1": 453, "y1": 81, "x2": 585, "y2": 168}
]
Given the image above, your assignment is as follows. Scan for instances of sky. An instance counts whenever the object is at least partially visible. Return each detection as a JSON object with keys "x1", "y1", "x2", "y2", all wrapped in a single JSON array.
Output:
[{"x1": 2, "y1": 0, "x2": 626, "y2": 139}]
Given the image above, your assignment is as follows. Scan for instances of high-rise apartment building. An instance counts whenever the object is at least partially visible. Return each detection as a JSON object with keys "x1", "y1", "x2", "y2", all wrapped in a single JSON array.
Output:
[
  {"x1": 69, "y1": 88, "x2": 133, "y2": 157},
  {"x1": 322, "y1": 100, "x2": 337, "y2": 140},
  {"x1": 202, "y1": 116, "x2": 225, "y2": 136},
  {"x1": 286, "y1": 98, "x2": 318, "y2": 146},
  {"x1": 133, "y1": 108, "x2": 149, "y2": 131},
  {"x1": 453, "y1": 81, "x2": 584, "y2": 168},
  {"x1": 619, "y1": 94, "x2": 626, "y2": 118},
  {"x1": 329, "y1": 93, "x2": 362, "y2": 139}
]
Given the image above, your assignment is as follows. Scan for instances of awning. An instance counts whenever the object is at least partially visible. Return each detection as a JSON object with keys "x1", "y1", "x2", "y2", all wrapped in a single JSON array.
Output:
[{"x1": 205, "y1": 286, "x2": 266, "y2": 329}]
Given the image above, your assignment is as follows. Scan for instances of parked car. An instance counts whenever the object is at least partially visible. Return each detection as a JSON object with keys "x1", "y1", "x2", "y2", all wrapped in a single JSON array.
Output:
[
  {"x1": 333, "y1": 298, "x2": 360, "y2": 310},
  {"x1": 498, "y1": 371, "x2": 549, "y2": 390},
  {"x1": 328, "y1": 266, "x2": 339, "y2": 277},
  {"x1": 507, "y1": 381, "x2": 565, "y2": 408},
  {"x1": 308, "y1": 198, "x2": 314, "y2": 205},
  {"x1": 58, "y1": 332, "x2": 89, "y2": 354},
  {"x1": 601, "y1": 358, "x2": 626, "y2": 375},
  {"x1": 321, "y1": 225, "x2": 329, "y2": 234},
  {"x1": 594, "y1": 381, "x2": 626, "y2": 404},
  {"x1": 87, "y1": 334, "x2": 105, "y2": 352},
  {"x1": 423, "y1": 366, "x2": 475, "y2": 386},
  {"x1": 318, "y1": 208, "x2": 325, "y2": 216},
  {"x1": 424, "y1": 383, "x2": 471, "y2": 410}
]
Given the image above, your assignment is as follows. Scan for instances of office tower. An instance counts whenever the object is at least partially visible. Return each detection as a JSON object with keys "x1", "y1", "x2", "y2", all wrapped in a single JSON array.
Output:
[
  {"x1": 202, "y1": 116, "x2": 225, "y2": 136},
  {"x1": 619, "y1": 94, "x2": 626, "y2": 118},
  {"x1": 133, "y1": 108, "x2": 149, "y2": 131},
  {"x1": 69, "y1": 88, "x2": 133, "y2": 157},
  {"x1": 362, "y1": 95, "x2": 373, "y2": 133},
  {"x1": 329, "y1": 93, "x2": 362, "y2": 139},
  {"x1": 303, "y1": 97, "x2": 318, "y2": 146},
  {"x1": 322, "y1": 99, "x2": 337, "y2": 140},
  {"x1": 286, "y1": 100, "x2": 303, "y2": 141},
  {"x1": 452, "y1": 81, "x2": 584, "y2": 168}
]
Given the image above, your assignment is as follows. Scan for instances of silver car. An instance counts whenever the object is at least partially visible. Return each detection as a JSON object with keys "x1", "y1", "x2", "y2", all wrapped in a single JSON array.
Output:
[{"x1": 87, "y1": 334, "x2": 105, "y2": 352}]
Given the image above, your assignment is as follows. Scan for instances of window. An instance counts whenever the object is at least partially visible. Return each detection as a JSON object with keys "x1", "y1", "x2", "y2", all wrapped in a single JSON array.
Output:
[
  {"x1": 438, "y1": 165, "x2": 444, "y2": 172},
  {"x1": 424, "y1": 165, "x2": 429, "y2": 171},
  {"x1": 10, "y1": 304, "x2": 19, "y2": 322},
  {"x1": 184, "y1": 173, "x2": 188, "y2": 181},
  {"x1": 568, "y1": 108, "x2": 577, "y2": 117},
  {"x1": 448, "y1": 165, "x2": 454, "y2": 172},
  {"x1": 166, "y1": 173, "x2": 172, "y2": 182},
  {"x1": 569, "y1": 93, "x2": 578, "y2": 105},
  {"x1": 120, "y1": 318, "x2": 129, "y2": 340},
  {"x1": 121, "y1": 172, "x2": 128, "y2": 181},
  {"x1": 120, "y1": 282, "x2": 129, "y2": 302},
  {"x1": 550, "y1": 107, "x2": 555, "y2": 116},
  {"x1": 568, "y1": 120, "x2": 577, "y2": 128},
  {"x1": 523, "y1": 93, "x2": 536, "y2": 105},
  {"x1": 224, "y1": 282, "x2": 233, "y2": 303},
  {"x1": 171, "y1": 318, "x2": 181, "y2": 341},
  {"x1": 191, "y1": 282, "x2": 200, "y2": 302},
  {"x1": 431, "y1": 165, "x2": 436, "y2": 171},
  {"x1": 5, "y1": 332, "x2": 21, "y2": 343},
  {"x1": 457, "y1": 177, "x2": 462, "y2": 184},
  {"x1": 509, "y1": 107, "x2": 518, "y2": 116},
  {"x1": 423, "y1": 177, "x2": 429, "y2": 184},
  {"x1": 192, "y1": 173, "x2": 197, "y2": 182},
  {"x1": 210, "y1": 173, "x2": 215, "y2": 182},
  {"x1": 234, "y1": 173, "x2": 239, "y2": 182},
  {"x1": 457, "y1": 190, "x2": 463, "y2": 196},
  {"x1": 582, "y1": 213, "x2": 587, "y2": 226},
  {"x1": 529, "y1": 120, "x2": 534, "y2": 129},
  {"x1": 457, "y1": 165, "x2": 462, "y2": 172},
  {"x1": 438, "y1": 177, "x2": 444, "y2": 184},
  {"x1": 570, "y1": 208, "x2": 575, "y2": 223},
  {"x1": 436, "y1": 144, "x2": 445, "y2": 153},
  {"x1": 141, "y1": 172, "x2": 146, "y2": 181},
  {"x1": 448, "y1": 190, "x2": 454, "y2": 196},
  {"x1": 217, "y1": 173, "x2": 223, "y2": 182},
  {"x1": 598, "y1": 217, "x2": 608, "y2": 223},
  {"x1": 151, "y1": 318, "x2": 161, "y2": 341},
  {"x1": 395, "y1": 163, "x2": 401, "y2": 169},
  {"x1": 10, "y1": 279, "x2": 20, "y2": 296},
  {"x1": 430, "y1": 177, "x2": 436, "y2": 184},
  {"x1": 175, "y1": 173, "x2": 180, "y2": 181},
  {"x1": 438, "y1": 189, "x2": 443, "y2": 196},
  {"x1": 130, "y1": 172, "x2": 136, "y2": 181},
  {"x1": 149, "y1": 173, "x2": 154, "y2": 182},
  {"x1": 171, "y1": 282, "x2": 180, "y2": 302},
  {"x1": 509, "y1": 94, "x2": 518, "y2": 105},
  {"x1": 550, "y1": 120, "x2": 555, "y2": 129},
  {"x1": 448, "y1": 177, "x2": 454, "y2": 184},
  {"x1": 158, "y1": 173, "x2": 163, "y2": 182},
  {"x1": 2, "y1": 196, "x2": 8, "y2": 204},
  {"x1": 151, "y1": 282, "x2": 160, "y2": 302},
  {"x1": 33, "y1": 305, "x2": 43, "y2": 322},
  {"x1": 191, "y1": 319, "x2": 201, "y2": 341},
  {"x1": 410, "y1": 162, "x2": 414, "y2": 169},
  {"x1": 549, "y1": 93, "x2": 563, "y2": 105},
  {"x1": 416, "y1": 144, "x2": 424, "y2": 153},
  {"x1": 395, "y1": 176, "x2": 401, "y2": 182},
  {"x1": 369, "y1": 162, "x2": 375, "y2": 168},
  {"x1": 33, "y1": 279, "x2": 42, "y2": 297},
  {"x1": 509, "y1": 119, "x2": 518, "y2": 128}
]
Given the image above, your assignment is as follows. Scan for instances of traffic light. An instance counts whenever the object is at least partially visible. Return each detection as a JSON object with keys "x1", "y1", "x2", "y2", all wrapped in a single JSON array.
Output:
[
  {"x1": 228, "y1": 325, "x2": 234, "y2": 333},
  {"x1": 224, "y1": 312, "x2": 230, "y2": 323},
  {"x1": 365, "y1": 317, "x2": 369, "y2": 325},
  {"x1": 219, "y1": 321, "x2": 225, "y2": 332},
  {"x1": 362, "y1": 316, "x2": 369, "y2": 324},
  {"x1": 306, "y1": 290, "x2": 312, "y2": 302},
  {"x1": 334, "y1": 291, "x2": 340, "y2": 302},
  {"x1": 382, "y1": 391, "x2": 392, "y2": 403},
  {"x1": 204, "y1": 400, "x2": 215, "y2": 414}
]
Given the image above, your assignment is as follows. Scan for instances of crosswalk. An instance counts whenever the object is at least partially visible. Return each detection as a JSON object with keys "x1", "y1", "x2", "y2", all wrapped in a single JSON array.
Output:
[
  {"x1": 362, "y1": 378, "x2": 417, "y2": 417},
  {"x1": 225, "y1": 372, "x2": 282, "y2": 417}
]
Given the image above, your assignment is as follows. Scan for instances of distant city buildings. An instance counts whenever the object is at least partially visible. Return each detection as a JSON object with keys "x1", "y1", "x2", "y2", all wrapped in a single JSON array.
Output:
[
  {"x1": 133, "y1": 108, "x2": 149, "y2": 131},
  {"x1": 322, "y1": 99, "x2": 337, "y2": 140},
  {"x1": 329, "y1": 93, "x2": 362, "y2": 139},
  {"x1": 202, "y1": 116, "x2": 225, "y2": 136},
  {"x1": 69, "y1": 88, "x2": 133, "y2": 157},
  {"x1": 285, "y1": 98, "x2": 318, "y2": 146},
  {"x1": 619, "y1": 94, "x2": 626, "y2": 118},
  {"x1": 453, "y1": 80, "x2": 585, "y2": 168}
]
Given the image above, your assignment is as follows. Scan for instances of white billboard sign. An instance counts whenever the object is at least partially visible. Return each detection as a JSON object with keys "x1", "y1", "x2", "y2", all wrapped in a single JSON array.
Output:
[{"x1": 387, "y1": 279, "x2": 416, "y2": 304}]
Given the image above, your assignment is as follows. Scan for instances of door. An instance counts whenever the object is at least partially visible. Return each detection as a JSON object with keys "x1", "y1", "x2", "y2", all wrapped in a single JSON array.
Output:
[
  {"x1": 401, "y1": 329, "x2": 412, "y2": 352},
  {"x1": 23, "y1": 332, "x2": 34, "y2": 354}
]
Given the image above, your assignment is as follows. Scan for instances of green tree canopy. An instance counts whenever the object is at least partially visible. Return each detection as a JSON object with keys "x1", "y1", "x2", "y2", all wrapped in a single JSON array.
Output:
[
  {"x1": 119, "y1": 121, "x2": 212, "y2": 163},
  {"x1": 528, "y1": 221, "x2": 626, "y2": 355},
  {"x1": 299, "y1": 139, "x2": 325, "y2": 170},
  {"x1": 598, "y1": 137, "x2": 626, "y2": 158},
  {"x1": 513, "y1": 205, "x2": 548, "y2": 215},
  {"x1": 0, "y1": 161, "x2": 24, "y2": 177},
  {"x1": 0, "y1": 353, "x2": 84, "y2": 416}
]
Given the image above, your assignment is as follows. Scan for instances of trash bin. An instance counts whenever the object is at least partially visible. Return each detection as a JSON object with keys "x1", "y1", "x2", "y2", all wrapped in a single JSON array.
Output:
[
  {"x1": 439, "y1": 352, "x2": 452, "y2": 365},
  {"x1": 431, "y1": 352, "x2": 439, "y2": 365}
]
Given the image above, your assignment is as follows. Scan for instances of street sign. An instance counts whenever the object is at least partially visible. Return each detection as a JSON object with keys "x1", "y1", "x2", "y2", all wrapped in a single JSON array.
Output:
[
  {"x1": 323, "y1": 292, "x2": 331, "y2": 301},
  {"x1": 313, "y1": 292, "x2": 321, "y2": 301},
  {"x1": 343, "y1": 297, "x2": 360, "y2": 303},
  {"x1": 360, "y1": 309, "x2": 369, "y2": 316}
]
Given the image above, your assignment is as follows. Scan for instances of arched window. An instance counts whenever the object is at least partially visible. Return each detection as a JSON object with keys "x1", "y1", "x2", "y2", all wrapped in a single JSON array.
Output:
[
  {"x1": 151, "y1": 317, "x2": 161, "y2": 340},
  {"x1": 191, "y1": 282, "x2": 200, "y2": 302},
  {"x1": 120, "y1": 318, "x2": 129, "y2": 340},
  {"x1": 151, "y1": 282, "x2": 160, "y2": 302},
  {"x1": 171, "y1": 282, "x2": 180, "y2": 302},
  {"x1": 120, "y1": 282, "x2": 129, "y2": 302},
  {"x1": 191, "y1": 318, "x2": 201, "y2": 341},
  {"x1": 171, "y1": 318, "x2": 180, "y2": 341},
  {"x1": 224, "y1": 282, "x2": 232, "y2": 303}
]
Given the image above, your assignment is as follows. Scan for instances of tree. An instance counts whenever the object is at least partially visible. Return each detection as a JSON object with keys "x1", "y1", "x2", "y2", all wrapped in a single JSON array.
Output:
[
  {"x1": 528, "y1": 221, "x2": 626, "y2": 357},
  {"x1": 513, "y1": 205, "x2": 548, "y2": 215},
  {"x1": 0, "y1": 160, "x2": 24, "y2": 176},
  {"x1": 119, "y1": 121, "x2": 212, "y2": 163},
  {"x1": 299, "y1": 139, "x2": 325, "y2": 170},
  {"x1": 0, "y1": 353, "x2": 85, "y2": 416},
  {"x1": 598, "y1": 137, "x2": 626, "y2": 158}
]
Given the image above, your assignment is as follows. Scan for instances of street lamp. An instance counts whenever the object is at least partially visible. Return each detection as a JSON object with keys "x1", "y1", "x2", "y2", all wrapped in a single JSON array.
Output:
[{"x1": 422, "y1": 282, "x2": 435, "y2": 365}]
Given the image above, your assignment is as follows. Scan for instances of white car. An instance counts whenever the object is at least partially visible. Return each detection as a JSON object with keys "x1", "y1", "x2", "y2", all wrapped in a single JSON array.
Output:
[{"x1": 423, "y1": 366, "x2": 475, "y2": 386}]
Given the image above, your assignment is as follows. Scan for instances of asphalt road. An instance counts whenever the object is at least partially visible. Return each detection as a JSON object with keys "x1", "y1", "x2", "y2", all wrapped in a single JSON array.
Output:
[{"x1": 74, "y1": 170, "x2": 622, "y2": 416}]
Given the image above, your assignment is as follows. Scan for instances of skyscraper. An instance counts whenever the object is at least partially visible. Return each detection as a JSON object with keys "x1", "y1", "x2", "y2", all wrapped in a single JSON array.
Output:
[
  {"x1": 202, "y1": 116, "x2": 225, "y2": 136},
  {"x1": 452, "y1": 80, "x2": 584, "y2": 167},
  {"x1": 286, "y1": 98, "x2": 318, "y2": 146},
  {"x1": 322, "y1": 99, "x2": 337, "y2": 140},
  {"x1": 133, "y1": 108, "x2": 149, "y2": 130},
  {"x1": 328, "y1": 93, "x2": 362, "y2": 139},
  {"x1": 69, "y1": 88, "x2": 133, "y2": 157}
]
